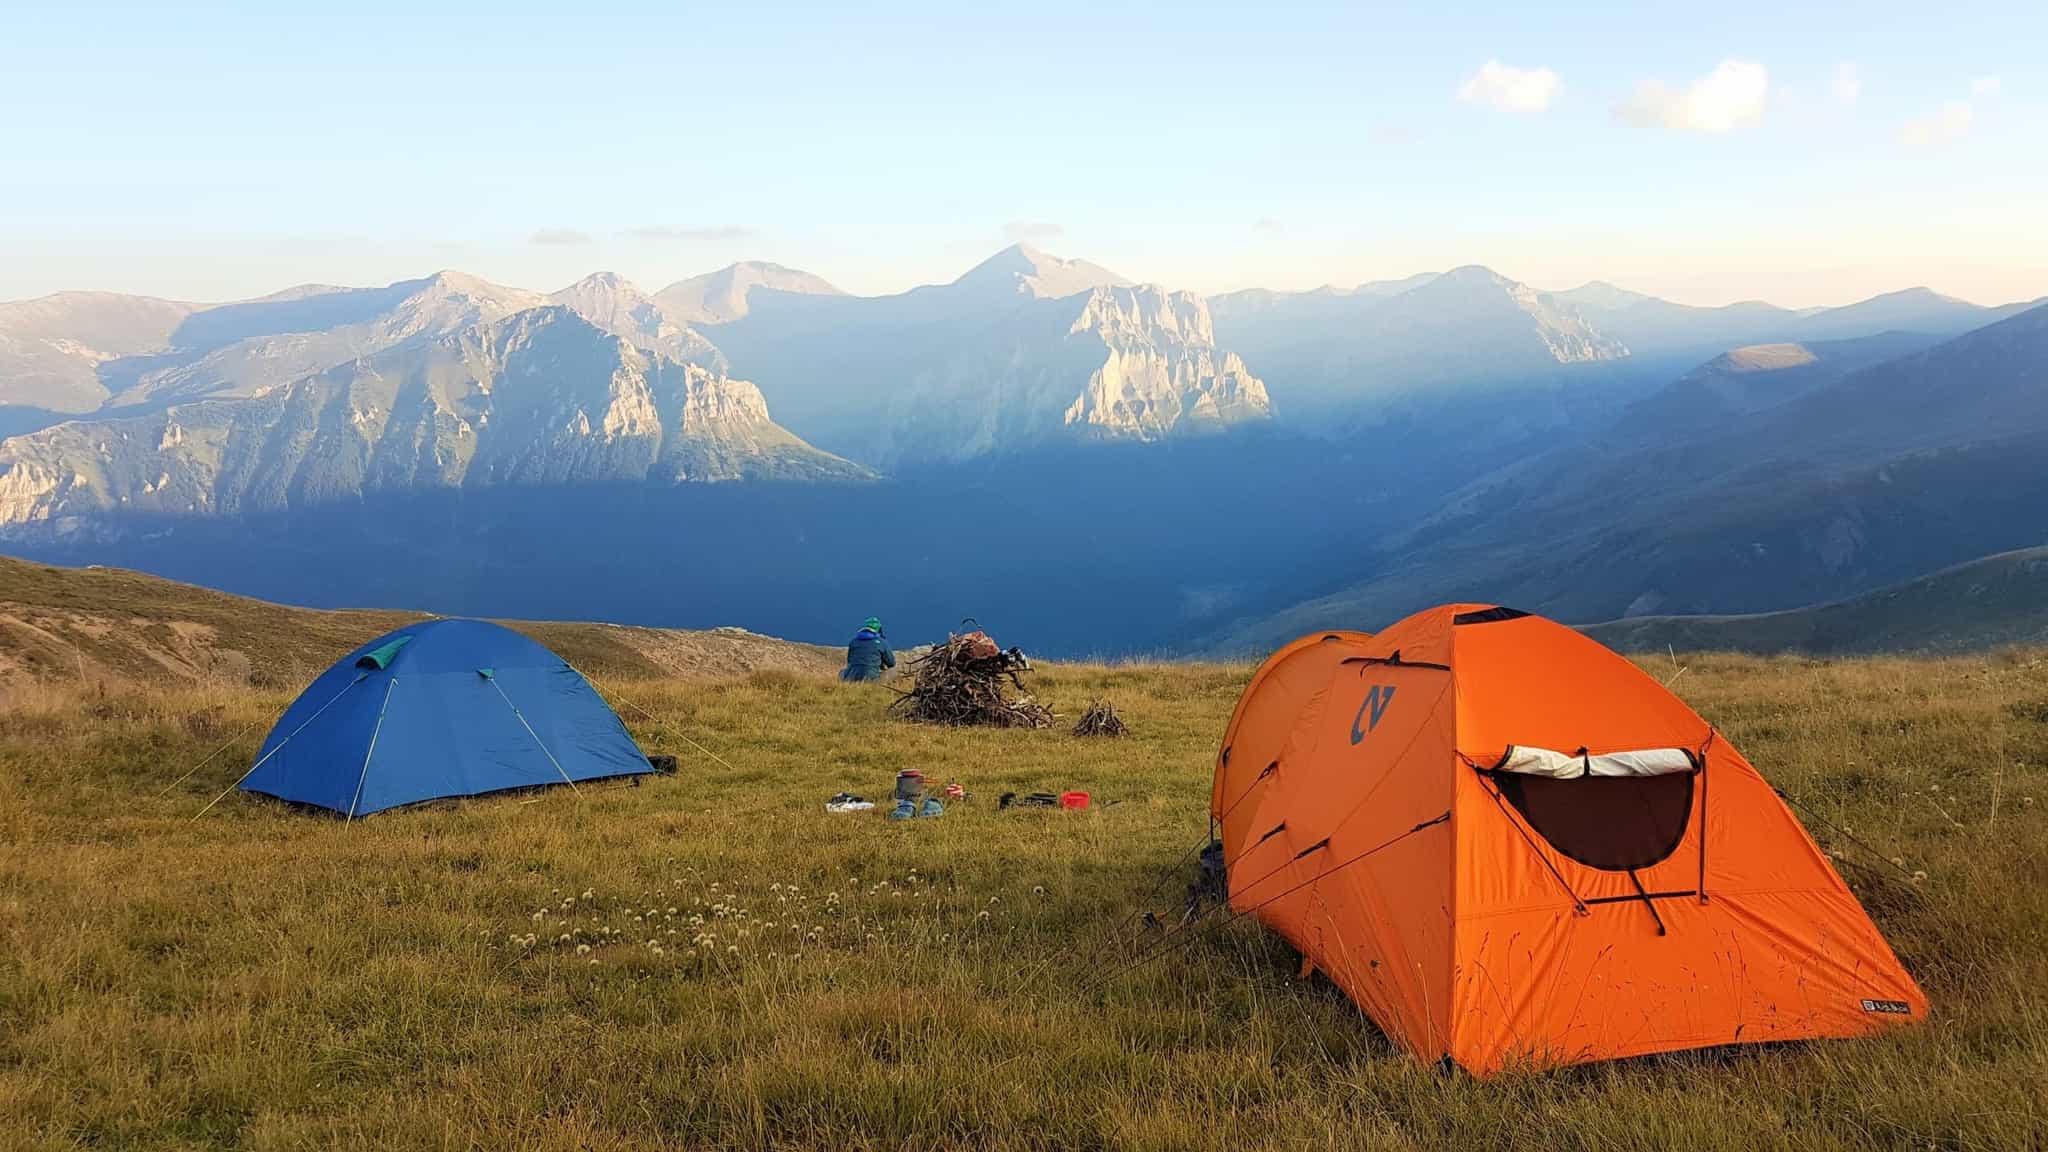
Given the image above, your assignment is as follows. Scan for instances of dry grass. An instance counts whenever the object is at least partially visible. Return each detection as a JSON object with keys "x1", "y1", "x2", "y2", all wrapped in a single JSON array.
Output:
[
  {"x1": 0, "y1": 554, "x2": 837, "y2": 692},
  {"x1": 2, "y1": 651, "x2": 2046, "y2": 1149}
]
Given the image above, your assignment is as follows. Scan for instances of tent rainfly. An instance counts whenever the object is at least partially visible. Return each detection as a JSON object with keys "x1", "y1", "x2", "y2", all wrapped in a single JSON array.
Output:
[
  {"x1": 240, "y1": 619, "x2": 651, "y2": 817},
  {"x1": 1211, "y1": 604, "x2": 1927, "y2": 1073}
]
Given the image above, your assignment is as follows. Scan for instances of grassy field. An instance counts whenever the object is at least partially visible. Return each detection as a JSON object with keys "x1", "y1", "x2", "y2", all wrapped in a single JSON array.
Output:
[{"x1": 3, "y1": 644, "x2": 2047, "y2": 1149}]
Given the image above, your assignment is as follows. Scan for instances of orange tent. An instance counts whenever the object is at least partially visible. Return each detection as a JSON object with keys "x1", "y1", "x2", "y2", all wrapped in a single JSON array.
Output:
[
  {"x1": 1211, "y1": 629, "x2": 1376, "y2": 861},
  {"x1": 1210, "y1": 604, "x2": 1926, "y2": 1073}
]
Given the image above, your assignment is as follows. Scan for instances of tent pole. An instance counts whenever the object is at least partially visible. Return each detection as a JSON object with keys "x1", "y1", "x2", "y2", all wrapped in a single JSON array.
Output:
[
  {"x1": 488, "y1": 678, "x2": 581, "y2": 794},
  {"x1": 191, "y1": 672, "x2": 368, "y2": 821},
  {"x1": 346, "y1": 678, "x2": 400, "y2": 822}
]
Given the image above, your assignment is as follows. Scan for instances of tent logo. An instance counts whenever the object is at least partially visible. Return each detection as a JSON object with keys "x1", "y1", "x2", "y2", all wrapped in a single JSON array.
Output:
[
  {"x1": 1350, "y1": 685, "x2": 1397, "y2": 744},
  {"x1": 1859, "y1": 998, "x2": 1912, "y2": 1015}
]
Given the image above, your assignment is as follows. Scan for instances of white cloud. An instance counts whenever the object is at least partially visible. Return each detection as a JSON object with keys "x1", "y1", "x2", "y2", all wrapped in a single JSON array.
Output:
[
  {"x1": 1459, "y1": 60, "x2": 1560, "y2": 112},
  {"x1": 1833, "y1": 62, "x2": 1861, "y2": 106},
  {"x1": 1003, "y1": 220, "x2": 1066, "y2": 244},
  {"x1": 529, "y1": 228, "x2": 593, "y2": 246},
  {"x1": 626, "y1": 225, "x2": 757, "y2": 242},
  {"x1": 1251, "y1": 217, "x2": 1284, "y2": 235},
  {"x1": 1971, "y1": 75, "x2": 2002, "y2": 97},
  {"x1": 1901, "y1": 99, "x2": 1974, "y2": 145},
  {"x1": 1619, "y1": 59, "x2": 1770, "y2": 133}
]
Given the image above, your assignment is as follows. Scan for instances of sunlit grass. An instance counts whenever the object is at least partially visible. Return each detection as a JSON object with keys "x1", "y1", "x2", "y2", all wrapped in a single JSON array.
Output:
[{"x1": 2, "y1": 653, "x2": 2044, "y2": 1148}]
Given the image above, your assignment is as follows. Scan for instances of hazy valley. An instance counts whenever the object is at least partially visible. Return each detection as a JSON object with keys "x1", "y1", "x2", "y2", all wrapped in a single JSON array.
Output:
[{"x1": 3, "y1": 244, "x2": 2042, "y2": 656}]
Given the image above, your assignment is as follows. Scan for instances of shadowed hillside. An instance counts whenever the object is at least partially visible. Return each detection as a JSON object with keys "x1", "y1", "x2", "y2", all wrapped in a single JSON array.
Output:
[{"x1": 1586, "y1": 545, "x2": 2048, "y2": 656}]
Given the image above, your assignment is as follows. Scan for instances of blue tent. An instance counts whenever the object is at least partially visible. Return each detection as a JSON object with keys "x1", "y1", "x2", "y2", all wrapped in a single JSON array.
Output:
[{"x1": 241, "y1": 619, "x2": 651, "y2": 817}]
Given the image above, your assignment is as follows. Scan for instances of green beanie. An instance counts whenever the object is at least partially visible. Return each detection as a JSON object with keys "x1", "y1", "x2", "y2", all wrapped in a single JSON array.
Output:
[{"x1": 863, "y1": 617, "x2": 883, "y2": 632}]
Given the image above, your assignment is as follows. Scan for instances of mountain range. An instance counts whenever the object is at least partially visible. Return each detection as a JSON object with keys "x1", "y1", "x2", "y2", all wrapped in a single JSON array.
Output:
[{"x1": 1, "y1": 245, "x2": 2042, "y2": 655}]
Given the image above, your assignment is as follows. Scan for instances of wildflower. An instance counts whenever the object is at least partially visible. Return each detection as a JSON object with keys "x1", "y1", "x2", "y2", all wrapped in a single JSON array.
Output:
[
  {"x1": 577, "y1": 944, "x2": 591, "y2": 956},
  {"x1": 978, "y1": 911, "x2": 990, "y2": 921},
  {"x1": 1890, "y1": 856, "x2": 1906, "y2": 868},
  {"x1": 1033, "y1": 886, "x2": 1046, "y2": 895},
  {"x1": 988, "y1": 896, "x2": 1000, "y2": 905},
  {"x1": 652, "y1": 946, "x2": 664, "y2": 956},
  {"x1": 582, "y1": 889, "x2": 594, "y2": 900},
  {"x1": 587, "y1": 958, "x2": 597, "y2": 966},
  {"x1": 727, "y1": 945, "x2": 739, "y2": 955},
  {"x1": 558, "y1": 933, "x2": 572, "y2": 944},
  {"x1": 531, "y1": 912, "x2": 544, "y2": 923},
  {"x1": 667, "y1": 907, "x2": 678, "y2": 916},
  {"x1": 1911, "y1": 871, "x2": 1928, "y2": 883}
]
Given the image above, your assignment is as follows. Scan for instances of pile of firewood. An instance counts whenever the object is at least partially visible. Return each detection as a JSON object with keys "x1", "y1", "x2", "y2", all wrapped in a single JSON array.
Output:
[
  {"x1": 890, "y1": 633, "x2": 1053, "y2": 729},
  {"x1": 1071, "y1": 699, "x2": 1129, "y2": 737}
]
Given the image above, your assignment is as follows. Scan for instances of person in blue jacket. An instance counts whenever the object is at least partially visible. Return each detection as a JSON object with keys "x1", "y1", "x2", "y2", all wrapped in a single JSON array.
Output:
[{"x1": 841, "y1": 617, "x2": 896, "y2": 682}]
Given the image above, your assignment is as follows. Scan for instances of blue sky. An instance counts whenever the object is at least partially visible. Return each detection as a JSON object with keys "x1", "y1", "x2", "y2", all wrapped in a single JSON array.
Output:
[{"x1": 4, "y1": 0, "x2": 2043, "y2": 306}]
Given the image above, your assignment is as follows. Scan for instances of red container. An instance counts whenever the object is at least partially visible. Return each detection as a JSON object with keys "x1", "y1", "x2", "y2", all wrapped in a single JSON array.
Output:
[{"x1": 1058, "y1": 790, "x2": 1090, "y2": 810}]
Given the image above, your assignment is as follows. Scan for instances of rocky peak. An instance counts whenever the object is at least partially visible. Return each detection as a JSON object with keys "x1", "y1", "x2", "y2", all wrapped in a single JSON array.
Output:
[
  {"x1": 653, "y1": 262, "x2": 844, "y2": 325},
  {"x1": 549, "y1": 273, "x2": 723, "y2": 369},
  {"x1": 953, "y1": 245, "x2": 1133, "y2": 301}
]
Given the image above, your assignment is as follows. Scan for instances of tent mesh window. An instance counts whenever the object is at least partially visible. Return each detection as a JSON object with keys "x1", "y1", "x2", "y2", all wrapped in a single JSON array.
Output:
[{"x1": 1492, "y1": 772, "x2": 1695, "y2": 872}]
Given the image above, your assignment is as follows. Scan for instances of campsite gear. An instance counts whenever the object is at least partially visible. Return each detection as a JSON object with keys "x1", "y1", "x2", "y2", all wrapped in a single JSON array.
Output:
[
  {"x1": 920, "y1": 797, "x2": 944, "y2": 818},
  {"x1": 1208, "y1": 606, "x2": 1927, "y2": 1074},
  {"x1": 892, "y1": 630, "x2": 1052, "y2": 728},
  {"x1": 241, "y1": 619, "x2": 650, "y2": 818},
  {"x1": 646, "y1": 754, "x2": 679, "y2": 774},
  {"x1": 842, "y1": 621, "x2": 896, "y2": 682},
  {"x1": 825, "y1": 793, "x2": 875, "y2": 813},
  {"x1": 998, "y1": 791, "x2": 1061, "y2": 810},
  {"x1": 943, "y1": 782, "x2": 966, "y2": 801},
  {"x1": 894, "y1": 769, "x2": 926, "y2": 803},
  {"x1": 956, "y1": 630, "x2": 1001, "y2": 661},
  {"x1": 890, "y1": 799, "x2": 916, "y2": 820},
  {"x1": 1058, "y1": 790, "x2": 1090, "y2": 810}
]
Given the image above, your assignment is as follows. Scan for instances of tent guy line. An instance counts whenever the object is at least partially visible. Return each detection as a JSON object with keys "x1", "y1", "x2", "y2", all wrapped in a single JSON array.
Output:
[{"x1": 191, "y1": 670, "x2": 367, "y2": 820}]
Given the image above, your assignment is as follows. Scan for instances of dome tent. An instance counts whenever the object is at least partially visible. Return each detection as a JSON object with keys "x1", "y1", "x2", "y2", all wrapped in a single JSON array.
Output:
[
  {"x1": 1211, "y1": 604, "x2": 1926, "y2": 1073},
  {"x1": 241, "y1": 619, "x2": 651, "y2": 817}
]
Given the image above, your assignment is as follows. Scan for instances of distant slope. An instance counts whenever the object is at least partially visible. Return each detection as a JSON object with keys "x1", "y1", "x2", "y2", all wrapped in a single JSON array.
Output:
[
  {"x1": 1558, "y1": 283, "x2": 2036, "y2": 363},
  {"x1": 654, "y1": 261, "x2": 845, "y2": 324},
  {"x1": 701, "y1": 245, "x2": 1269, "y2": 466},
  {"x1": 1203, "y1": 301, "x2": 2048, "y2": 651},
  {"x1": 0, "y1": 308, "x2": 868, "y2": 532},
  {"x1": 0, "y1": 554, "x2": 837, "y2": 686},
  {"x1": 1584, "y1": 546, "x2": 2048, "y2": 655},
  {"x1": 548, "y1": 272, "x2": 725, "y2": 369},
  {"x1": 1211, "y1": 265, "x2": 1628, "y2": 420},
  {"x1": 0, "y1": 292, "x2": 199, "y2": 411},
  {"x1": 1606, "y1": 330, "x2": 1947, "y2": 445}
]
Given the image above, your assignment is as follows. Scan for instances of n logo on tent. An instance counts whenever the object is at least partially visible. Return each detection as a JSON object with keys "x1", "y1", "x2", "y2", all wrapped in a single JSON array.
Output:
[{"x1": 1349, "y1": 684, "x2": 1396, "y2": 745}]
